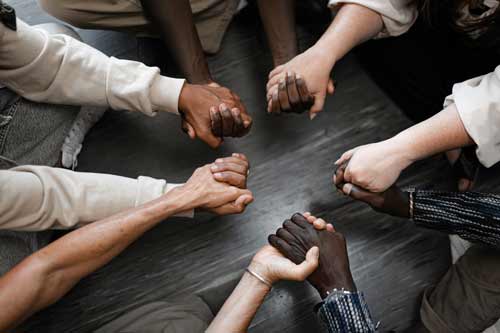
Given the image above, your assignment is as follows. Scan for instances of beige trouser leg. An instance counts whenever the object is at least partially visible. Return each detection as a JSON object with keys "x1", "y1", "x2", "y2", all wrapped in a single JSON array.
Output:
[
  {"x1": 37, "y1": 0, "x2": 240, "y2": 53},
  {"x1": 38, "y1": 0, "x2": 153, "y2": 35}
]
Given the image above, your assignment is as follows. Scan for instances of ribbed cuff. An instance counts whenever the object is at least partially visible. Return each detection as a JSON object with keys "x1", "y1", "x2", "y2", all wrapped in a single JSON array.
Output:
[{"x1": 150, "y1": 75, "x2": 185, "y2": 115}]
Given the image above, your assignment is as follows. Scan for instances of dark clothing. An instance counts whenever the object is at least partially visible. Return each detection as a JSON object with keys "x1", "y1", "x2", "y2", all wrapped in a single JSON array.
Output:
[
  {"x1": 413, "y1": 191, "x2": 500, "y2": 248},
  {"x1": 356, "y1": 18, "x2": 499, "y2": 122}
]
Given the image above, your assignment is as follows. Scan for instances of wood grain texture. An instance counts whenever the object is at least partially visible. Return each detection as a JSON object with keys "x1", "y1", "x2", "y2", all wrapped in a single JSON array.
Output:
[{"x1": 9, "y1": 1, "x2": 491, "y2": 332}]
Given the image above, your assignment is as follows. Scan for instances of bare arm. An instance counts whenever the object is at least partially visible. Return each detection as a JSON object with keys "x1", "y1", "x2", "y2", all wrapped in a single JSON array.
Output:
[
  {"x1": 139, "y1": 0, "x2": 211, "y2": 84},
  {"x1": 266, "y1": 3, "x2": 383, "y2": 115},
  {"x1": 207, "y1": 244, "x2": 318, "y2": 333},
  {"x1": 335, "y1": 104, "x2": 475, "y2": 192},
  {"x1": 0, "y1": 162, "x2": 253, "y2": 331},
  {"x1": 257, "y1": 0, "x2": 298, "y2": 66}
]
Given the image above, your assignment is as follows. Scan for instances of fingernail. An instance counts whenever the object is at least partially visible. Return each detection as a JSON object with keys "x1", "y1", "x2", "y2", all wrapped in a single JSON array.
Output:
[
  {"x1": 219, "y1": 103, "x2": 227, "y2": 110},
  {"x1": 214, "y1": 173, "x2": 222, "y2": 178},
  {"x1": 211, "y1": 165, "x2": 218, "y2": 172},
  {"x1": 232, "y1": 153, "x2": 238, "y2": 157},
  {"x1": 333, "y1": 175, "x2": 336, "y2": 183},
  {"x1": 296, "y1": 74, "x2": 301, "y2": 79},
  {"x1": 312, "y1": 246, "x2": 319, "y2": 257},
  {"x1": 244, "y1": 120, "x2": 251, "y2": 127},
  {"x1": 216, "y1": 158, "x2": 223, "y2": 163},
  {"x1": 342, "y1": 183, "x2": 352, "y2": 196},
  {"x1": 310, "y1": 113, "x2": 317, "y2": 120}
]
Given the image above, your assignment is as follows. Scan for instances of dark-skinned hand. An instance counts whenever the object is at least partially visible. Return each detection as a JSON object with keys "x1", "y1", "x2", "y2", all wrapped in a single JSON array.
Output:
[
  {"x1": 268, "y1": 213, "x2": 355, "y2": 298},
  {"x1": 268, "y1": 71, "x2": 315, "y2": 114},
  {"x1": 178, "y1": 83, "x2": 252, "y2": 148},
  {"x1": 334, "y1": 163, "x2": 410, "y2": 218}
]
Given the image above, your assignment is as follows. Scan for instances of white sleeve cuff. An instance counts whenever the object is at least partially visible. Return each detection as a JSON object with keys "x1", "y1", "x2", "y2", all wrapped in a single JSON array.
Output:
[
  {"x1": 150, "y1": 76, "x2": 186, "y2": 115},
  {"x1": 136, "y1": 177, "x2": 194, "y2": 218},
  {"x1": 328, "y1": 0, "x2": 418, "y2": 38}
]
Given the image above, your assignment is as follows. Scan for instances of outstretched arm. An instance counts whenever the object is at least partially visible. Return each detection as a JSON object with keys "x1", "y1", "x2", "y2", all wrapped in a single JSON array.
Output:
[
  {"x1": 139, "y1": 0, "x2": 211, "y2": 84},
  {"x1": 0, "y1": 162, "x2": 253, "y2": 331}
]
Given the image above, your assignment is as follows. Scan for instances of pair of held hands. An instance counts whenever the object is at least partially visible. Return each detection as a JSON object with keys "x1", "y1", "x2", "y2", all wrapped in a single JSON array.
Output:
[
  {"x1": 181, "y1": 153, "x2": 254, "y2": 215},
  {"x1": 178, "y1": 83, "x2": 253, "y2": 149},
  {"x1": 250, "y1": 213, "x2": 356, "y2": 298}
]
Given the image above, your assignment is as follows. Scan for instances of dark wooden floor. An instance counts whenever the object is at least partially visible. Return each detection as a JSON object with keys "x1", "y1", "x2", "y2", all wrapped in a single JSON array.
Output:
[{"x1": 11, "y1": 1, "x2": 489, "y2": 332}]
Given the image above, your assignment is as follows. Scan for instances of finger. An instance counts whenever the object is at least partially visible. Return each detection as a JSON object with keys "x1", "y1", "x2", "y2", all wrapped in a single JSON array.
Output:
[
  {"x1": 210, "y1": 107, "x2": 223, "y2": 138},
  {"x1": 269, "y1": 65, "x2": 285, "y2": 80},
  {"x1": 291, "y1": 212, "x2": 309, "y2": 228},
  {"x1": 313, "y1": 218, "x2": 327, "y2": 230},
  {"x1": 289, "y1": 246, "x2": 319, "y2": 281},
  {"x1": 211, "y1": 194, "x2": 254, "y2": 215},
  {"x1": 220, "y1": 104, "x2": 234, "y2": 137},
  {"x1": 211, "y1": 161, "x2": 248, "y2": 175},
  {"x1": 215, "y1": 156, "x2": 249, "y2": 168},
  {"x1": 231, "y1": 153, "x2": 248, "y2": 163},
  {"x1": 327, "y1": 78, "x2": 335, "y2": 95},
  {"x1": 326, "y1": 224, "x2": 335, "y2": 232},
  {"x1": 268, "y1": 234, "x2": 298, "y2": 263},
  {"x1": 283, "y1": 219, "x2": 304, "y2": 235},
  {"x1": 278, "y1": 77, "x2": 291, "y2": 112},
  {"x1": 276, "y1": 227, "x2": 299, "y2": 244},
  {"x1": 286, "y1": 72, "x2": 302, "y2": 113},
  {"x1": 271, "y1": 90, "x2": 280, "y2": 114},
  {"x1": 213, "y1": 171, "x2": 246, "y2": 188},
  {"x1": 342, "y1": 183, "x2": 383, "y2": 208},
  {"x1": 181, "y1": 120, "x2": 196, "y2": 139},
  {"x1": 267, "y1": 98, "x2": 273, "y2": 113},
  {"x1": 335, "y1": 149, "x2": 355, "y2": 166},
  {"x1": 334, "y1": 163, "x2": 347, "y2": 188},
  {"x1": 267, "y1": 84, "x2": 278, "y2": 101},
  {"x1": 267, "y1": 73, "x2": 284, "y2": 92},
  {"x1": 309, "y1": 95, "x2": 325, "y2": 119},
  {"x1": 296, "y1": 75, "x2": 314, "y2": 111},
  {"x1": 231, "y1": 108, "x2": 245, "y2": 137}
]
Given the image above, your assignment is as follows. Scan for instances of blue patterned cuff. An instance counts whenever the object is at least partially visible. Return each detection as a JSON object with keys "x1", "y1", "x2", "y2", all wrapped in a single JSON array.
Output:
[{"x1": 317, "y1": 290, "x2": 376, "y2": 333}]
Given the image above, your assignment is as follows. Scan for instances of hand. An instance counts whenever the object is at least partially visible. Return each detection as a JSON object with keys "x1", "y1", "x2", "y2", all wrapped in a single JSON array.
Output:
[
  {"x1": 178, "y1": 83, "x2": 252, "y2": 148},
  {"x1": 268, "y1": 71, "x2": 314, "y2": 114},
  {"x1": 334, "y1": 164, "x2": 410, "y2": 218},
  {"x1": 248, "y1": 245, "x2": 319, "y2": 285},
  {"x1": 183, "y1": 161, "x2": 253, "y2": 212},
  {"x1": 334, "y1": 140, "x2": 413, "y2": 192},
  {"x1": 266, "y1": 47, "x2": 335, "y2": 118},
  {"x1": 268, "y1": 213, "x2": 355, "y2": 298},
  {"x1": 210, "y1": 153, "x2": 249, "y2": 189}
]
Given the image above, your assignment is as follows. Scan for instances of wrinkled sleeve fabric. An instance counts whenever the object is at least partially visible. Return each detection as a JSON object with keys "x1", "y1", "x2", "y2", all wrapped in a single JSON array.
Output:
[
  {"x1": 0, "y1": 18, "x2": 185, "y2": 115},
  {"x1": 328, "y1": 0, "x2": 418, "y2": 38},
  {"x1": 444, "y1": 65, "x2": 500, "y2": 167},
  {"x1": 0, "y1": 166, "x2": 193, "y2": 231}
]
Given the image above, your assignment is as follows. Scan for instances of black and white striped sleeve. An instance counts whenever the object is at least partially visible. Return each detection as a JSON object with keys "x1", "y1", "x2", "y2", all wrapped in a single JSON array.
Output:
[{"x1": 412, "y1": 191, "x2": 500, "y2": 248}]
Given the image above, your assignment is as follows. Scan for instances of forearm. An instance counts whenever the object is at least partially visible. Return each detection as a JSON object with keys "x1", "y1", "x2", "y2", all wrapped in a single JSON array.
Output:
[
  {"x1": 0, "y1": 186, "x2": 194, "y2": 331},
  {"x1": 389, "y1": 104, "x2": 475, "y2": 166},
  {"x1": 140, "y1": 0, "x2": 211, "y2": 84},
  {"x1": 412, "y1": 190, "x2": 500, "y2": 248},
  {"x1": 309, "y1": 4, "x2": 383, "y2": 71},
  {"x1": 207, "y1": 272, "x2": 271, "y2": 332},
  {"x1": 257, "y1": 0, "x2": 298, "y2": 66}
]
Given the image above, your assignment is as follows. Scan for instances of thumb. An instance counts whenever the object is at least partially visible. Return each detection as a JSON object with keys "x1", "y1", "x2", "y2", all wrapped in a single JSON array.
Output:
[
  {"x1": 291, "y1": 246, "x2": 319, "y2": 281},
  {"x1": 235, "y1": 193, "x2": 254, "y2": 207},
  {"x1": 309, "y1": 95, "x2": 325, "y2": 120},
  {"x1": 342, "y1": 183, "x2": 383, "y2": 208},
  {"x1": 181, "y1": 121, "x2": 197, "y2": 139},
  {"x1": 335, "y1": 149, "x2": 355, "y2": 166},
  {"x1": 327, "y1": 79, "x2": 335, "y2": 95}
]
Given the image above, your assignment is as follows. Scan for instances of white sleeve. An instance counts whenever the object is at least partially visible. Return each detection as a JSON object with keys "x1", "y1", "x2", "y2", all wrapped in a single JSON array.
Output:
[
  {"x1": 444, "y1": 65, "x2": 500, "y2": 168},
  {"x1": 0, "y1": 19, "x2": 185, "y2": 116},
  {"x1": 0, "y1": 166, "x2": 193, "y2": 231},
  {"x1": 328, "y1": 0, "x2": 418, "y2": 37}
]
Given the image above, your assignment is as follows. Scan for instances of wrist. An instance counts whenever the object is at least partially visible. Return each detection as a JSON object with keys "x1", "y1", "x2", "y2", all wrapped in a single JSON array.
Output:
[
  {"x1": 165, "y1": 184, "x2": 200, "y2": 213},
  {"x1": 316, "y1": 276, "x2": 357, "y2": 299},
  {"x1": 248, "y1": 259, "x2": 277, "y2": 285},
  {"x1": 310, "y1": 42, "x2": 337, "y2": 70},
  {"x1": 384, "y1": 135, "x2": 417, "y2": 169},
  {"x1": 178, "y1": 82, "x2": 193, "y2": 114}
]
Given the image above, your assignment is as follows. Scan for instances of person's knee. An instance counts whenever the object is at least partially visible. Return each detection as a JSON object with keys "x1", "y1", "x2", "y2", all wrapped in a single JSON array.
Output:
[
  {"x1": 37, "y1": 0, "x2": 86, "y2": 29},
  {"x1": 33, "y1": 22, "x2": 82, "y2": 41}
]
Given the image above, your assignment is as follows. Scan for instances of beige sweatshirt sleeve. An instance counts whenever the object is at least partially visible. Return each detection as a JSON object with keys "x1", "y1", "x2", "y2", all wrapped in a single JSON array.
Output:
[
  {"x1": 0, "y1": 166, "x2": 193, "y2": 231},
  {"x1": 444, "y1": 65, "x2": 500, "y2": 168},
  {"x1": 328, "y1": 0, "x2": 418, "y2": 37},
  {"x1": 0, "y1": 19, "x2": 185, "y2": 115}
]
